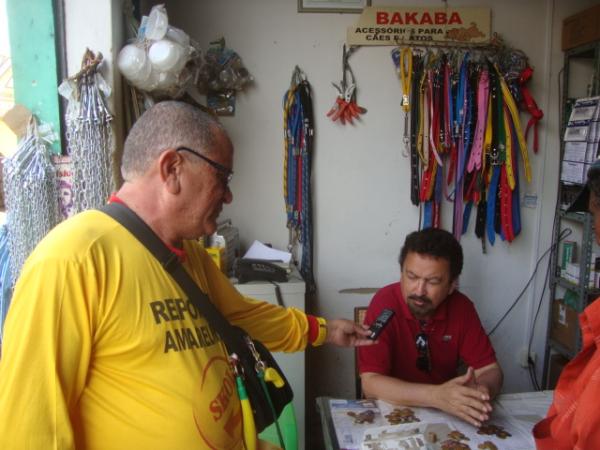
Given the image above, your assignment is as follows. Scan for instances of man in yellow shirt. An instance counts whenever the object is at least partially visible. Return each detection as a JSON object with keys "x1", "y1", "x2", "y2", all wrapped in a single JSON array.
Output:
[{"x1": 0, "y1": 101, "x2": 372, "y2": 449}]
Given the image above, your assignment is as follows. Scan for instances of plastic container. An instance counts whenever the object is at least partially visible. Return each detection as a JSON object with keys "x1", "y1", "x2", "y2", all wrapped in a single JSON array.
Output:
[
  {"x1": 144, "y1": 5, "x2": 168, "y2": 40},
  {"x1": 148, "y1": 39, "x2": 184, "y2": 72},
  {"x1": 117, "y1": 44, "x2": 151, "y2": 81},
  {"x1": 133, "y1": 67, "x2": 159, "y2": 91},
  {"x1": 166, "y1": 26, "x2": 190, "y2": 48},
  {"x1": 156, "y1": 70, "x2": 177, "y2": 91}
]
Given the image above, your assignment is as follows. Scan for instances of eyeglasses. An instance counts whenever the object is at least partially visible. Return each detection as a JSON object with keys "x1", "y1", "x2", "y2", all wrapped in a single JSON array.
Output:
[
  {"x1": 415, "y1": 332, "x2": 431, "y2": 373},
  {"x1": 176, "y1": 146, "x2": 233, "y2": 186}
]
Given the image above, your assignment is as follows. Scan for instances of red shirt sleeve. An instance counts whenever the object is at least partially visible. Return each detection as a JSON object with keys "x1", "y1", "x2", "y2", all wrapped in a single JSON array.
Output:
[{"x1": 457, "y1": 298, "x2": 497, "y2": 370}]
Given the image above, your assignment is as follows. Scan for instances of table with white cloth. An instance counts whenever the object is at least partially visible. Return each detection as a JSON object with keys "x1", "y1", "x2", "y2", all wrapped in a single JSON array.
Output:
[{"x1": 316, "y1": 391, "x2": 553, "y2": 450}]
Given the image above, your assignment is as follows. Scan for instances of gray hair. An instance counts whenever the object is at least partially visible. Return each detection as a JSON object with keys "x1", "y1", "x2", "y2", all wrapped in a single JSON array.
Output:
[{"x1": 121, "y1": 101, "x2": 226, "y2": 180}]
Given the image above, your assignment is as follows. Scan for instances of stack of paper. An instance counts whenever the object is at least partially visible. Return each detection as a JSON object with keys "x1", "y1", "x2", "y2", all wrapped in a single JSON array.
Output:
[
  {"x1": 562, "y1": 96, "x2": 600, "y2": 185},
  {"x1": 243, "y1": 240, "x2": 292, "y2": 264}
]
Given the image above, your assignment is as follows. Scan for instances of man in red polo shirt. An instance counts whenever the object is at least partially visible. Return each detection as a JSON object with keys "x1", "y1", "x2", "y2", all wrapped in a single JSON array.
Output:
[{"x1": 358, "y1": 228, "x2": 503, "y2": 427}]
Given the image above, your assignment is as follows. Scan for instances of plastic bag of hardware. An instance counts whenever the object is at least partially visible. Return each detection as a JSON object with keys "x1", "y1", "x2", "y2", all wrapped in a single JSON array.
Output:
[
  {"x1": 197, "y1": 39, "x2": 253, "y2": 94},
  {"x1": 117, "y1": 4, "x2": 201, "y2": 99}
]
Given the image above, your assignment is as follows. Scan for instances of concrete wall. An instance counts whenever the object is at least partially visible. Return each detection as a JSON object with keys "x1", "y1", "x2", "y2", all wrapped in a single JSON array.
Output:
[
  {"x1": 128, "y1": 0, "x2": 597, "y2": 447},
  {"x1": 63, "y1": 0, "x2": 125, "y2": 168}
]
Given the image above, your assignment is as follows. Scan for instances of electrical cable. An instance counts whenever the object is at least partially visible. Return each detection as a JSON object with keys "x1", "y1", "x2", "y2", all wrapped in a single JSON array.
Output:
[
  {"x1": 487, "y1": 228, "x2": 572, "y2": 337},
  {"x1": 527, "y1": 256, "x2": 550, "y2": 391},
  {"x1": 524, "y1": 63, "x2": 571, "y2": 391},
  {"x1": 488, "y1": 63, "x2": 569, "y2": 342},
  {"x1": 526, "y1": 220, "x2": 556, "y2": 391}
]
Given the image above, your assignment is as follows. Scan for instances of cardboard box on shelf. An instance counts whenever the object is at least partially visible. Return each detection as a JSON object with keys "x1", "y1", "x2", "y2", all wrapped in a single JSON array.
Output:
[
  {"x1": 562, "y1": 4, "x2": 600, "y2": 51},
  {"x1": 550, "y1": 299, "x2": 580, "y2": 353},
  {"x1": 547, "y1": 353, "x2": 570, "y2": 389}
]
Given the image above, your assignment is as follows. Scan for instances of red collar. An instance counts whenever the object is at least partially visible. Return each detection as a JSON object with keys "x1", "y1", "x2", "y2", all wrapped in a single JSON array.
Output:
[{"x1": 108, "y1": 193, "x2": 187, "y2": 261}]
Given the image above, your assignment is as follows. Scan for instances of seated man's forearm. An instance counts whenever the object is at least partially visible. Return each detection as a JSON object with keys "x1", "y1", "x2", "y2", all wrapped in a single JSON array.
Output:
[
  {"x1": 473, "y1": 362, "x2": 503, "y2": 399},
  {"x1": 361, "y1": 372, "x2": 438, "y2": 408},
  {"x1": 361, "y1": 369, "x2": 494, "y2": 427}
]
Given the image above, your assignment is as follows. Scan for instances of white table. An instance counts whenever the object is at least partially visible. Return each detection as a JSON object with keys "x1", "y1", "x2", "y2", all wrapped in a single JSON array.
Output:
[{"x1": 317, "y1": 391, "x2": 553, "y2": 450}]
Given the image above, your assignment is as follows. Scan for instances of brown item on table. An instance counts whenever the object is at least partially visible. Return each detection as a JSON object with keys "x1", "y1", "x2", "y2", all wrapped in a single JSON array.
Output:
[
  {"x1": 346, "y1": 409, "x2": 375, "y2": 424},
  {"x1": 448, "y1": 430, "x2": 470, "y2": 441},
  {"x1": 427, "y1": 431, "x2": 438, "y2": 443},
  {"x1": 440, "y1": 439, "x2": 471, "y2": 450},
  {"x1": 477, "y1": 423, "x2": 512, "y2": 439},
  {"x1": 478, "y1": 441, "x2": 498, "y2": 450},
  {"x1": 384, "y1": 407, "x2": 420, "y2": 424}
]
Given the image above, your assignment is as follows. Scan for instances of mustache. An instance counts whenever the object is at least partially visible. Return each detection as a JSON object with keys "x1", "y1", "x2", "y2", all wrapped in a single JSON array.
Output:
[{"x1": 408, "y1": 295, "x2": 432, "y2": 305}]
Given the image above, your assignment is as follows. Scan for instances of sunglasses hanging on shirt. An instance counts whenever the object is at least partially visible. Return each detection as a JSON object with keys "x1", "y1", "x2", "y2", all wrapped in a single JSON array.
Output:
[{"x1": 415, "y1": 332, "x2": 431, "y2": 373}]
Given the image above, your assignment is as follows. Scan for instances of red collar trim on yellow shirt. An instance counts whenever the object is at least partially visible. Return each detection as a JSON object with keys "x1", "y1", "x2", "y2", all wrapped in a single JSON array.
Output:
[
  {"x1": 307, "y1": 315, "x2": 319, "y2": 344},
  {"x1": 107, "y1": 193, "x2": 187, "y2": 262}
]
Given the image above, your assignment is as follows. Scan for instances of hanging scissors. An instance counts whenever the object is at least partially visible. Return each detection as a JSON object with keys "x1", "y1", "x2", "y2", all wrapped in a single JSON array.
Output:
[{"x1": 327, "y1": 45, "x2": 366, "y2": 125}]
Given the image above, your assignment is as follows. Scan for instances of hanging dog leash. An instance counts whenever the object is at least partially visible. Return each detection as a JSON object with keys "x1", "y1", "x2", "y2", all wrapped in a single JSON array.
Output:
[
  {"x1": 391, "y1": 47, "x2": 413, "y2": 155},
  {"x1": 283, "y1": 67, "x2": 316, "y2": 292}
]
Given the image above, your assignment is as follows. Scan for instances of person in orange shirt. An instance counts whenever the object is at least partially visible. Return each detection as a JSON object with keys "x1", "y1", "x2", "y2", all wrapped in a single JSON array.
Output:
[{"x1": 533, "y1": 158, "x2": 600, "y2": 449}]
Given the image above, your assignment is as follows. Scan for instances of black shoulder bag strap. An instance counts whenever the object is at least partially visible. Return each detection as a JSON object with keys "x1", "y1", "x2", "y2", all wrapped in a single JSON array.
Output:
[
  {"x1": 98, "y1": 202, "x2": 293, "y2": 436},
  {"x1": 99, "y1": 202, "x2": 237, "y2": 343}
]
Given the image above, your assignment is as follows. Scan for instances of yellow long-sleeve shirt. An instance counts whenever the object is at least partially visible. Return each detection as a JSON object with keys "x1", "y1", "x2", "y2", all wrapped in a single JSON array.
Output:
[{"x1": 0, "y1": 210, "x2": 309, "y2": 450}]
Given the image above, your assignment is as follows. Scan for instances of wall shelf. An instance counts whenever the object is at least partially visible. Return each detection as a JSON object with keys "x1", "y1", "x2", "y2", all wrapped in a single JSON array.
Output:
[
  {"x1": 543, "y1": 39, "x2": 600, "y2": 389},
  {"x1": 555, "y1": 277, "x2": 600, "y2": 297},
  {"x1": 547, "y1": 337, "x2": 578, "y2": 360}
]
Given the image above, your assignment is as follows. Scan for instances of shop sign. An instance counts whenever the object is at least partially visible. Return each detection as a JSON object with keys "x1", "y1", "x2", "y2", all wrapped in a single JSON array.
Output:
[{"x1": 347, "y1": 6, "x2": 491, "y2": 46}]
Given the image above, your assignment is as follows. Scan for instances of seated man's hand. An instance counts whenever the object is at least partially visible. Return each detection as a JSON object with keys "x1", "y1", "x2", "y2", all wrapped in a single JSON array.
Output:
[
  {"x1": 430, "y1": 367, "x2": 492, "y2": 427},
  {"x1": 465, "y1": 375, "x2": 490, "y2": 398}
]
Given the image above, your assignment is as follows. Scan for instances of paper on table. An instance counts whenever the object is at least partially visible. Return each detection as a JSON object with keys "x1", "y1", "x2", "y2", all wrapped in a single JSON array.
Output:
[
  {"x1": 496, "y1": 391, "x2": 553, "y2": 419},
  {"x1": 361, "y1": 422, "x2": 449, "y2": 450},
  {"x1": 329, "y1": 399, "x2": 385, "y2": 449},
  {"x1": 243, "y1": 240, "x2": 292, "y2": 264},
  {"x1": 376, "y1": 400, "x2": 538, "y2": 450},
  {"x1": 326, "y1": 394, "x2": 551, "y2": 450}
]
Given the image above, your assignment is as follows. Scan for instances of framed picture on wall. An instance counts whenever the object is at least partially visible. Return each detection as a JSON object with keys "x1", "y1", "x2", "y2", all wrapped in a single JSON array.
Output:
[{"x1": 298, "y1": 0, "x2": 371, "y2": 13}]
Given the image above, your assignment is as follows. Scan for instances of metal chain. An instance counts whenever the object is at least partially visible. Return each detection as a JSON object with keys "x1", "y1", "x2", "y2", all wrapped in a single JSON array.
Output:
[
  {"x1": 65, "y1": 54, "x2": 114, "y2": 213},
  {"x1": 3, "y1": 120, "x2": 60, "y2": 284}
]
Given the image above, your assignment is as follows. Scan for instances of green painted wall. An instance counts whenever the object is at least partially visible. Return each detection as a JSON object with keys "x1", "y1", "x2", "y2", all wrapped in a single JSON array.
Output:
[{"x1": 6, "y1": 0, "x2": 61, "y2": 153}]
